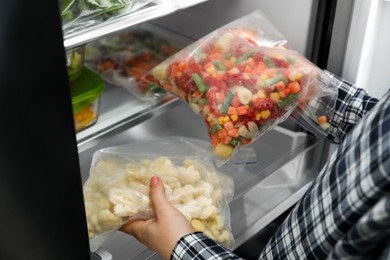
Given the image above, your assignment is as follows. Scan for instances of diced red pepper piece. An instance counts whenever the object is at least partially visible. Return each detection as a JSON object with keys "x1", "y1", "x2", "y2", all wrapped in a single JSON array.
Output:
[
  {"x1": 318, "y1": 115, "x2": 327, "y2": 124},
  {"x1": 217, "y1": 128, "x2": 228, "y2": 139},
  {"x1": 252, "y1": 97, "x2": 274, "y2": 110},
  {"x1": 237, "y1": 105, "x2": 249, "y2": 115},
  {"x1": 256, "y1": 61, "x2": 266, "y2": 74},
  {"x1": 227, "y1": 106, "x2": 237, "y2": 115},
  {"x1": 215, "y1": 92, "x2": 226, "y2": 104},
  {"x1": 278, "y1": 88, "x2": 291, "y2": 99},
  {"x1": 224, "y1": 121, "x2": 235, "y2": 130},
  {"x1": 227, "y1": 128, "x2": 239, "y2": 138},
  {"x1": 275, "y1": 81, "x2": 286, "y2": 92},
  {"x1": 287, "y1": 81, "x2": 301, "y2": 94},
  {"x1": 211, "y1": 133, "x2": 220, "y2": 146},
  {"x1": 230, "y1": 93, "x2": 241, "y2": 107}
]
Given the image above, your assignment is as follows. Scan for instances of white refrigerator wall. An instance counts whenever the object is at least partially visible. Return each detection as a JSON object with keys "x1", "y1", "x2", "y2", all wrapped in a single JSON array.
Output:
[
  {"x1": 155, "y1": 0, "x2": 317, "y2": 57},
  {"x1": 343, "y1": 0, "x2": 390, "y2": 98}
]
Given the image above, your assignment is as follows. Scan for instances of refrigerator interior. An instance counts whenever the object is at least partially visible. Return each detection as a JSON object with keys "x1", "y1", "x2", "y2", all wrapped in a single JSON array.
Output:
[
  {"x1": 0, "y1": 0, "x2": 343, "y2": 259},
  {"x1": 76, "y1": 0, "x2": 327, "y2": 259}
]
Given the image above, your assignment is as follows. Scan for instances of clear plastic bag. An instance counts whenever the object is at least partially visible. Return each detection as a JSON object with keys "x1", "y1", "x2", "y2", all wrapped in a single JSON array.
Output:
[
  {"x1": 292, "y1": 70, "x2": 338, "y2": 139},
  {"x1": 60, "y1": 0, "x2": 152, "y2": 34},
  {"x1": 215, "y1": 8, "x2": 289, "y2": 49},
  {"x1": 84, "y1": 23, "x2": 192, "y2": 101},
  {"x1": 84, "y1": 137, "x2": 236, "y2": 251},
  {"x1": 141, "y1": 10, "x2": 336, "y2": 160}
]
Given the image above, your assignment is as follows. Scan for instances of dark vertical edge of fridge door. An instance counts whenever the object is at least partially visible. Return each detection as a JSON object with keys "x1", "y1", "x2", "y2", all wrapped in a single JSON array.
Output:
[
  {"x1": 326, "y1": 0, "x2": 355, "y2": 75},
  {"x1": 0, "y1": 0, "x2": 91, "y2": 260},
  {"x1": 310, "y1": 0, "x2": 338, "y2": 69}
]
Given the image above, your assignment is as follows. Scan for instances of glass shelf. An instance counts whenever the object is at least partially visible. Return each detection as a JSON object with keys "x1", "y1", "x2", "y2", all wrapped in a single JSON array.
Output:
[
  {"x1": 76, "y1": 82, "x2": 182, "y2": 153},
  {"x1": 63, "y1": 0, "x2": 208, "y2": 49}
]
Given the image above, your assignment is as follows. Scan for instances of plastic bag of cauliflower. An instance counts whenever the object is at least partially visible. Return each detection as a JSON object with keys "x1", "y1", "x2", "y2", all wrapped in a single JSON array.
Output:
[{"x1": 84, "y1": 136, "x2": 236, "y2": 251}]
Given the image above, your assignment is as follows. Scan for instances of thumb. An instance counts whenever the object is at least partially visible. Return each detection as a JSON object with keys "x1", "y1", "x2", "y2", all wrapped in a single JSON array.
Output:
[{"x1": 149, "y1": 176, "x2": 172, "y2": 217}]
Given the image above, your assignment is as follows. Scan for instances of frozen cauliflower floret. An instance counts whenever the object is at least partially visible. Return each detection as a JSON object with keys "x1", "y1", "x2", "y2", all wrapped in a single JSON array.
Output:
[
  {"x1": 200, "y1": 205, "x2": 219, "y2": 219},
  {"x1": 212, "y1": 214, "x2": 225, "y2": 230},
  {"x1": 204, "y1": 230, "x2": 216, "y2": 240},
  {"x1": 98, "y1": 209, "x2": 122, "y2": 230},
  {"x1": 127, "y1": 182, "x2": 149, "y2": 196},
  {"x1": 191, "y1": 219, "x2": 206, "y2": 232},
  {"x1": 193, "y1": 182, "x2": 213, "y2": 197},
  {"x1": 171, "y1": 185, "x2": 196, "y2": 204},
  {"x1": 176, "y1": 204, "x2": 202, "y2": 220},
  {"x1": 150, "y1": 157, "x2": 178, "y2": 177},
  {"x1": 108, "y1": 188, "x2": 151, "y2": 217},
  {"x1": 219, "y1": 230, "x2": 233, "y2": 245},
  {"x1": 92, "y1": 159, "x2": 119, "y2": 175},
  {"x1": 183, "y1": 159, "x2": 207, "y2": 175},
  {"x1": 177, "y1": 165, "x2": 201, "y2": 185},
  {"x1": 196, "y1": 196, "x2": 213, "y2": 207},
  {"x1": 139, "y1": 159, "x2": 152, "y2": 167},
  {"x1": 88, "y1": 160, "x2": 127, "y2": 192},
  {"x1": 126, "y1": 163, "x2": 153, "y2": 185},
  {"x1": 160, "y1": 175, "x2": 182, "y2": 190},
  {"x1": 204, "y1": 171, "x2": 220, "y2": 186}
]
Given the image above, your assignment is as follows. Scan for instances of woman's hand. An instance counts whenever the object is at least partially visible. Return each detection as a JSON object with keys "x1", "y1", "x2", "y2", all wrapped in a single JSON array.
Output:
[{"x1": 120, "y1": 176, "x2": 195, "y2": 260}]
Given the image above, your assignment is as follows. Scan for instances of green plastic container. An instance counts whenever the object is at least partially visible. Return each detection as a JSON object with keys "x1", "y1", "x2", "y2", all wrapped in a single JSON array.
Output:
[
  {"x1": 71, "y1": 67, "x2": 104, "y2": 132},
  {"x1": 67, "y1": 46, "x2": 85, "y2": 82}
]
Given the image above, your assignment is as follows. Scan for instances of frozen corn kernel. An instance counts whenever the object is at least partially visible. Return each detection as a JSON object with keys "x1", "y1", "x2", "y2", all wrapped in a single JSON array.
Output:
[
  {"x1": 288, "y1": 71, "x2": 303, "y2": 81},
  {"x1": 213, "y1": 143, "x2": 233, "y2": 158},
  {"x1": 191, "y1": 219, "x2": 206, "y2": 232},
  {"x1": 257, "y1": 90, "x2": 266, "y2": 98},
  {"x1": 260, "y1": 73, "x2": 268, "y2": 81},
  {"x1": 255, "y1": 112, "x2": 262, "y2": 121},
  {"x1": 261, "y1": 110, "x2": 271, "y2": 119},
  {"x1": 270, "y1": 92, "x2": 281, "y2": 104},
  {"x1": 205, "y1": 63, "x2": 216, "y2": 75}
]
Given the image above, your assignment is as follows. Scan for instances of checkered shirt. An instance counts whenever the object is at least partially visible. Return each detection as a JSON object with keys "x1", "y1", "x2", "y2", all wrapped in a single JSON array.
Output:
[{"x1": 171, "y1": 72, "x2": 390, "y2": 260}]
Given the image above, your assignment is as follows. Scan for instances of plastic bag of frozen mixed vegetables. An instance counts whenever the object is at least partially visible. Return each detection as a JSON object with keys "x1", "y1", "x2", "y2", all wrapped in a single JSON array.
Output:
[
  {"x1": 84, "y1": 23, "x2": 192, "y2": 101},
  {"x1": 85, "y1": 137, "x2": 239, "y2": 252},
  {"x1": 140, "y1": 9, "x2": 337, "y2": 160},
  {"x1": 60, "y1": 0, "x2": 152, "y2": 34}
]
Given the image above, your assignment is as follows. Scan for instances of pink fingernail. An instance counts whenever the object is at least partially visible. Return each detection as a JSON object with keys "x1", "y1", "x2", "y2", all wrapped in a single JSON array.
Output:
[{"x1": 150, "y1": 176, "x2": 159, "y2": 187}]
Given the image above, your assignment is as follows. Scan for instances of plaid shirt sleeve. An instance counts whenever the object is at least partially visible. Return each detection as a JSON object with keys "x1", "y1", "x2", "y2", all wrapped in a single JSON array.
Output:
[
  {"x1": 323, "y1": 71, "x2": 379, "y2": 143},
  {"x1": 258, "y1": 89, "x2": 390, "y2": 259},
  {"x1": 171, "y1": 232, "x2": 242, "y2": 260}
]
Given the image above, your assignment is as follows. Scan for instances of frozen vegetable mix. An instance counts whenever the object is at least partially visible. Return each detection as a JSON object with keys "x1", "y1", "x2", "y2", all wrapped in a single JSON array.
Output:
[
  {"x1": 141, "y1": 10, "x2": 337, "y2": 159},
  {"x1": 85, "y1": 24, "x2": 190, "y2": 101}
]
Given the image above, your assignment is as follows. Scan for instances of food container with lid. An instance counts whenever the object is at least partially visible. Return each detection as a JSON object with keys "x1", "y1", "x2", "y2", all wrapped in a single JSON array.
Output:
[
  {"x1": 67, "y1": 46, "x2": 85, "y2": 82},
  {"x1": 71, "y1": 67, "x2": 104, "y2": 132}
]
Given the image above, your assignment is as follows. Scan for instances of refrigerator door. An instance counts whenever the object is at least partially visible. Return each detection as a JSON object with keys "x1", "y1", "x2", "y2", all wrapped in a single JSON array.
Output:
[
  {"x1": 342, "y1": 0, "x2": 390, "y2": 98},
  {"x1": 0, "y1": 0, "x2": 91, "y2": 259}
]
